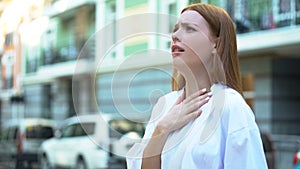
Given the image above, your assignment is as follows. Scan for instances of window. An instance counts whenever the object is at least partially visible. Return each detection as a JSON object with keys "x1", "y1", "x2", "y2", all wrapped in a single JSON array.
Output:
[
  {"x1": 61, "y1": 124, "x2": 76, "y2": 138},
  {"x1": 109, "y1": 119, "x2": 145, "y2": 139},
  {"x1": 189, "y1": 0, "x2": 201, "y2": 4},
  {"x1": 25, "y1": 47, "x2": 39, "y2": 73},
  {"x1": 41, "y1": 19, "x2": 58, "y2": 65},
  {"x1": 42, "y1": 84, "x2": 52, "y2": 118},
  {"x1": 279, "y1": 0, "x2": 291, "y2": 13},
  {"x1": 160, "y1": 0, "x2": 178, "y2": 50},
  {"x1": 125, "y1": 0, "x2": 148, "y2": 8},
  {"x1": 4, "y1": 33, "x2": 13, "y2": 47},
  {"x1": 124, "y1": 42, "x2": 148, "y2": 57},
  {"x1": 194, "y1": 0, "x2": 221, "y2": 6},
  {"x1": 74, "y1": 123, "x2": 95, "y2": 136},
  {"x1": 207, "y1": 0, "x2": 220, "y2": 6},
  {"x1": 59, "y1": 17, "x2": 77, "y2": 61},
  {"x1": 166, "y1": 2, "x2": 178, "y2": 49},
  {"x1": 62, "y1": 123, "x2": 95, "y2": 138},
  {"x1": 0, "y1": 129, "x2": 9, "y2": 140},
  {"x1": 26, "y1": 126, "x2": 54, "y2": 139},
  {"x1": 274, "y1": 0, "x2": 300, "y2": 27},
  {"x1": 0, "y1": 127, "x2": 18, "y2": 140},
  {"x1": 97, "y1": 68, "x2": 172, "y2": 114},
  {"x1": 235, "y1": 0, "x2": 273, "y2": 33},
  {"x1": 105, "y1": 0, "x2": 117, "y2": 59},
  {"x1": 168, "y1": 2, "x2": 177, "y2": 33},
  {"x1": 7, "y1": 127, "x2": 18, "y2": 140}
]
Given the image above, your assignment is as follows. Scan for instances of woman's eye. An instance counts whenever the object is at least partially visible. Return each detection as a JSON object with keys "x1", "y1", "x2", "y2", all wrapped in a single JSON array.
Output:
[
  {"x1": 173, "y1": 27, "x2": 178, "y2": 33},
  {"x1": 186, "y1": 26, "x2": 196, "y2": 32}
]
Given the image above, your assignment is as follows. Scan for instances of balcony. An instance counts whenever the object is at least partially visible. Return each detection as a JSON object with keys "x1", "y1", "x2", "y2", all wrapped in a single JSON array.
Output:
[
  {"x1": 234, "y1": 0, "x2": 300, "y2": 34},
  {"x1": 237, "y1": 25, "x2": 300, "y2": 57},
  {"x1": 232, "y1": 0, "x2": 300, "y2": 57},
  {"x1": 44, "y1": 0, "x2": 95, "y2": 17}
]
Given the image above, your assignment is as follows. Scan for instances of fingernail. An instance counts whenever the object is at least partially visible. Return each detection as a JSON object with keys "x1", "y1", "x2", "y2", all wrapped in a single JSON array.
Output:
[
  {"x1": 201, "y1": 88, "x2": 207, "y2": 93},
  {"x1": 207, "y1": 91, "x2": 212, "y2": 96},
  {"x1": 205, "y1": 96, "x2": 210, "y2": 101},
  {"x1": 198, "y1": 110, "x2": 202, "y2": 116}
]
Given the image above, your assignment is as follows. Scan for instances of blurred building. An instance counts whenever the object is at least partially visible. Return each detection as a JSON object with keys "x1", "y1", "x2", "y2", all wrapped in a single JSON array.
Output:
[
  {"x1": 0, "y1": 0, "x2": 299, "y2": 133},
  {"x1": 0, "y1": 0, "x2": 47, "y2": 123},
  {"x1": 0, "y1": 1, "x2": 299, "y2": 168}
]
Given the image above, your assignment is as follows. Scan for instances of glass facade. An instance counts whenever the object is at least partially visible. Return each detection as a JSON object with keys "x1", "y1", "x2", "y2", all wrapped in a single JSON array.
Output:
[{"x1": 97, "y1": 67, "x2": 172, "y2": 116}]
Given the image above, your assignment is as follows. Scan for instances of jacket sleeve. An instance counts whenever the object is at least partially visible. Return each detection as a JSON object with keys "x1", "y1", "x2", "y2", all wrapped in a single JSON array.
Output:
[{"x1": 224, "y1": 127, "x2": 268, "y2": 169}]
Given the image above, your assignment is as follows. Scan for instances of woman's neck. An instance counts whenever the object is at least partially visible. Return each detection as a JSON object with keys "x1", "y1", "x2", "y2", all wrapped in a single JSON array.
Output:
[{"x1": 184, "y1": 76, "x2": 211, "y2": 97}]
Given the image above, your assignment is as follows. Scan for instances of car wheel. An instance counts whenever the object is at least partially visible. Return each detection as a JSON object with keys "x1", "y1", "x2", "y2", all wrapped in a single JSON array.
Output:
[
  {"x1": 41, "y1": 156, "x2": 52, "y2": 169},
  {"x1": 76, "y1": 158, "x2": 87, "y2": 169}
]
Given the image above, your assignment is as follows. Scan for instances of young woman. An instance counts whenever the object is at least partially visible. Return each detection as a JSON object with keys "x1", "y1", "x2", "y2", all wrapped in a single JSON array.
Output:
[{"x1": 126, "y1": 3, "x2": 268, "y2": 169}]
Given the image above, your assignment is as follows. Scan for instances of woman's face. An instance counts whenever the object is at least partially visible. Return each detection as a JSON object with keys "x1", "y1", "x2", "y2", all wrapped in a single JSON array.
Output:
[{"x1": 171, "y1": 10, "x2": 215, "y2": 77}]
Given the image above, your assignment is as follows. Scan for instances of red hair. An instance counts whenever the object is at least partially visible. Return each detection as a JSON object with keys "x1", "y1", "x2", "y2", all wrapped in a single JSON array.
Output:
[{"x1": 172, "y1": 3, "x2": 243, "y2": 95}]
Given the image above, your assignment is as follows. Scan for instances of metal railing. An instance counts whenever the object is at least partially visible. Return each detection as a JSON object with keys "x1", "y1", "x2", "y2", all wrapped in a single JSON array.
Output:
[{"x1": 271, "y1": 134, "x2": 300, "y2": 169}]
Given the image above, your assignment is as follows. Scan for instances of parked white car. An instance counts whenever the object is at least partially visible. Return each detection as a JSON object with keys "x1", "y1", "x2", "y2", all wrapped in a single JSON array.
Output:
[
  {"x1": 0, "y1": 118, "x2": 55, "y2": 169},
  {"x1": 39, "y1": 113, "x2": 145, "y2": 169}
]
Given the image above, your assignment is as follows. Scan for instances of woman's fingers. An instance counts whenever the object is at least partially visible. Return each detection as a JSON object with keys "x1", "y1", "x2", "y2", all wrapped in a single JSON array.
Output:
[
  {"x1": 189, "y1": 92, "x2": 211, "y2": 104},
  {"x1": 188, "y1": 109, "x2": 202, "y2": 120},
  {"x1": 185, "y1": 95, "x2": 210, "y2": 113},
  {"x1": 184, "y1": 92, "x2": 212, "y2": 112},
  {"x1": 162, "y1": 89, "x2": 211, "y2": 133},
  {"x1": 183, "y1": 88, "x2": 208, "y2": 104},
  {"x1": 181, "y1": 109, "x2": 202, "y2": 125}
]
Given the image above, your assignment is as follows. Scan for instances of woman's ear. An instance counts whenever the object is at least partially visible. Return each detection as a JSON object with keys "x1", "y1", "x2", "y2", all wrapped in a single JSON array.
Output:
[
  {"x1": 212, "y1": 47, "x2": 217, "y2": 54},
  {"x1": 213, "y1": 37, "x2": 219, "y2": 49}
]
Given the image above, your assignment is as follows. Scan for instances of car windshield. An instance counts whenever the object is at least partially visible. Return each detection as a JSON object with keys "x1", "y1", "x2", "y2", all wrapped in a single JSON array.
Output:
[
  {"x1": 61, "y1": 122, "x2": 96, "y2": 138},
  {"x1": 26, "y1": 125, "x2": 54, "y2": 139},
  {"x1": 75, "y1": 123, "x2": 95, "y2": 136},
  {"x1": 109, "y1": 119, "x2": 145, "y2": 139}
]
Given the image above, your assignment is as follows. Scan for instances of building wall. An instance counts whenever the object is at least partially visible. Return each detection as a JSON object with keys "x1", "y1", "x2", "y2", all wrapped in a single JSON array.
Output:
[
  {"x1": 272, "y1": 58, "x2": 300, "y2": 135},
  {"x1": 240, "y1": 56, "x2": 300, "y2": 135},
  {"x1": 1, "y1": 99, "x2": 12, "y2": 123},
  {"x1": 51, "y1": 79, "x2": 75, "y2": 121},
  {"x1": 24, "y1": 84, "x2": 50, "y2": 118},
  {"x1": 240, "y1": 56, "x2": 273, "y2": 132}
]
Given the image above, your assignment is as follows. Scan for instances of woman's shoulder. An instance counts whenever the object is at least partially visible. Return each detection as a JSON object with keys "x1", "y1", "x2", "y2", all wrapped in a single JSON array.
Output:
[
  {"x1": 210, "y1": 83, "x2": 249, "y2": 113},
  {"x1": 223, "y1": 87, "x2": 251, "y2": 113},
  {"x1": 215, "y1": 84, "x2": 257, "y2": 134}
]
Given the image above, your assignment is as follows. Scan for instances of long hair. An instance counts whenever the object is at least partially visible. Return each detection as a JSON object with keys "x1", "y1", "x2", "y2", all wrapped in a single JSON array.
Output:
[{"x1": 172, "y1": 3, "x2": 243, "y2": 95}]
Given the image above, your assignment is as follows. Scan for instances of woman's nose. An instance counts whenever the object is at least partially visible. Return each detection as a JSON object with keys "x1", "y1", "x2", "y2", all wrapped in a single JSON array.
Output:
[{"x1": 172, "y1": 32, "x2": 180, "y2": 42}]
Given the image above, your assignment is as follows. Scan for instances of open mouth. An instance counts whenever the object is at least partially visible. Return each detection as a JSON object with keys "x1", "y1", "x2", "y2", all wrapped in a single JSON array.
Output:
[{"x1": 172, "y1": 45, "x2": 185, "y2": 53}]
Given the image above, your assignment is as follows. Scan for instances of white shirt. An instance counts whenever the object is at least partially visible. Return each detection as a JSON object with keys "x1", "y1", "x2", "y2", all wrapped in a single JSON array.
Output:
[{"x1": 126, "y1": 83, "x2": 268, "y2": 169}]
